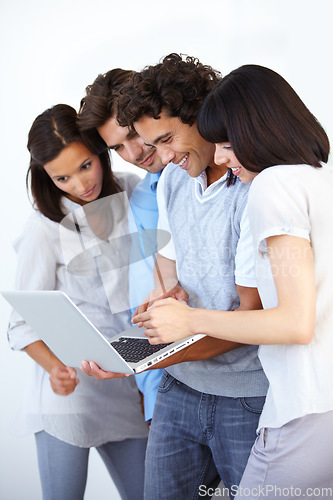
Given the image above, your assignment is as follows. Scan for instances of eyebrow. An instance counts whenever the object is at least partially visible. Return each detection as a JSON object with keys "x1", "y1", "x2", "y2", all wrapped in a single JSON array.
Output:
[
  {"x1": 145, "y1": 132, "x2": 171, "y2": 147},
  {"x1": 108, "y1": 129, "x2": 137, "y2": 150}
]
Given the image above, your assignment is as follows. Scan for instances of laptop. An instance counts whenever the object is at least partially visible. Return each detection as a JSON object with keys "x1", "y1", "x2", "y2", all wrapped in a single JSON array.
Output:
[{"x1": 1, "y1": 290, "x2": 205, "y2": 374}]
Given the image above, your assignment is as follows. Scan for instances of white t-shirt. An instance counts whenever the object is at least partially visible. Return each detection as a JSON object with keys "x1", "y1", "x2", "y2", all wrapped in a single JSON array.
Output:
[
  {"x1": 7, "y1": 172, "x2": 148, "y2": 447},
  {"x1": 248, "y1": 163, "x2": 333, "y2": 430},
  {"x1": 157, "y1": 167, "x2": 257, "y2": 288}
]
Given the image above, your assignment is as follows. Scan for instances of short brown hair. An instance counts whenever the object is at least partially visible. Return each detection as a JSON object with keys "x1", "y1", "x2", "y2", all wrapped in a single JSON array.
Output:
[
  {"x1": 116, "y1": 53, "x2": 222, "y2": 128},
  {"x1": 78, "y1": 68, "x2": 135, "y2": 132}
]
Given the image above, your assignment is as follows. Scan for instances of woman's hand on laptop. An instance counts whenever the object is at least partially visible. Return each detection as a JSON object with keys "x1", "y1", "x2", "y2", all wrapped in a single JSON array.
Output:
[
  {"x1": 80, "y1": 360, "x2": 131, "y2": 380},
  {"x1": 132, "y1": 285, "x2": 189, "y2": 326}
]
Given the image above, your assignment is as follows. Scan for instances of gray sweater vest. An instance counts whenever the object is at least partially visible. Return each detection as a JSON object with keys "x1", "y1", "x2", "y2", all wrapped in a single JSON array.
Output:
[{"x1": 163, "y1": 164, "x2": 268, "y2": 397}]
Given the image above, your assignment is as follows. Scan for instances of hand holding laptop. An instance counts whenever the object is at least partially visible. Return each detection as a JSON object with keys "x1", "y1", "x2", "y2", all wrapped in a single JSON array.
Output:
[
  {"x1": 80, "y1": 360, "x2": 131, "y2": 380},
  {"x1": 79, "y1": 285, "x2": 191, "y2": 380},
  {"x1": 80, "y1": 333, "x2": 242, "y2": 380},
  {"x1": 2, "y1": 290, "x2": 204, "y2": 375}
]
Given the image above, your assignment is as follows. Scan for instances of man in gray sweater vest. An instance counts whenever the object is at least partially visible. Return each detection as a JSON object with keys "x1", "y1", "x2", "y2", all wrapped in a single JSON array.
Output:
[{"x1": 117, "y1": 54, "x2": 268, "y2": 500}]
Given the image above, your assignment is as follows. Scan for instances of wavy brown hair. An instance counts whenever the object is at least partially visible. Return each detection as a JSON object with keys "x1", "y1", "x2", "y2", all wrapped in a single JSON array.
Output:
[
  {"x1": 26, "y1": 104, "x2": 120, "y2": 223},
  {"x1": 198, "y1": 64, "x2": 330, "y2": 172},
  {"x1": 116, "y1": 53, "x2": 222, "y2": 128}
]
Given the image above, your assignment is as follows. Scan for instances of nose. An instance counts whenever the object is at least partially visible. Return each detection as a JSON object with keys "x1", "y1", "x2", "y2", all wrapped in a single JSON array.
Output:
[
  {"x1": 76, "y1": 177, "x2": 89, "y2": 194},
  {"x1": 158, "y1": 146, "x2": 175, "y2": 165},
  {"x1": 214, "y1": 146, "x2": 229, "y2": 166}
]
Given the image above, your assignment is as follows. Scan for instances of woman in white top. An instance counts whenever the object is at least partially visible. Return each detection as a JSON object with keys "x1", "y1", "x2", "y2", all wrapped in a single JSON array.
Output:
[
  {"x1": 133, "y1": 65, "x2": 333, "y2": 496},
  {"x1": 8, "y1": 104, "x2": 148, "y2": 500}
]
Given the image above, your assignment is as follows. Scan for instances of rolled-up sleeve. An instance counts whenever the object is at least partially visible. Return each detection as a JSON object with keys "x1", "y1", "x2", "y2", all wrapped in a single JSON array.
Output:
[{"x1": 7, "y1": 216, "x2": 57, "y2": 351}]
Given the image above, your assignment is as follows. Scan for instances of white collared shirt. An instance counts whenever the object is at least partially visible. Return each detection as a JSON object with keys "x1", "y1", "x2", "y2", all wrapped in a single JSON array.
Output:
[{"x1": 7, "y1": 172, "x2": 148, "y2": 447}]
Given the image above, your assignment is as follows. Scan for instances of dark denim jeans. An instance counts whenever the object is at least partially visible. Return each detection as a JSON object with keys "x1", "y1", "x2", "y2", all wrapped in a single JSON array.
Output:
[{"x1": 144, "y1": 372, "x2": 265, "y2": 500}]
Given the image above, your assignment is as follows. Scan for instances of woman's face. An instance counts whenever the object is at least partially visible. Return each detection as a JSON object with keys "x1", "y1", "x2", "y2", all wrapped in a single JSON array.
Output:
[
  {"x1": 214, "y1": 143, "x2": 258, "y2": 184},
  {"x1": 44, "y1": 142, "x2": 104, "y2": 205}
]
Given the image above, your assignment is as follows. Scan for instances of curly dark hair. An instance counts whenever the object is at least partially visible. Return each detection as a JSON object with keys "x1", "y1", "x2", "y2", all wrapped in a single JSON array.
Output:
[{"x1": 116, "y1": 53, "x2": 222, "y2": 128}]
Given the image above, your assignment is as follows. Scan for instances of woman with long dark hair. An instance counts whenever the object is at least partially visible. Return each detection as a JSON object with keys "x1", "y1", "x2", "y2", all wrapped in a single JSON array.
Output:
[
  {"x1": 8, "y1": 104, "x2": 148, "y2": 500},
  {"x1": 133, "y1": 65, "x2": 333, "y2": 495}
]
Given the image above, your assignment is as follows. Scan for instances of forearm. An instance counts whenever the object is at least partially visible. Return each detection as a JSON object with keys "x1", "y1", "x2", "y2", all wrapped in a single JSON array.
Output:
[
  {"x1": 25, "y1": 341, "x2": 79, "y2": 395},
  {"x1": 153, "y1": 253, "x2": 179, "y2": 293},
  {"x1": 189, "y1": 305, "x2": 313, "y2": 345},
  {"x1": 189, "y1": 237, "x2": 315, "y2": 345},
  {"x1": 136, "y1": 238, "x2": 315, "y2": 347},
  {"x1": 24, "y1": 340, "x2": 65, "y2": 374},
  {"x1": 148, "y1": 336, "x2": 242, "y2": 369},
  {"x1": 134, "y1": 254, "x2": 185, "y2": 317}
]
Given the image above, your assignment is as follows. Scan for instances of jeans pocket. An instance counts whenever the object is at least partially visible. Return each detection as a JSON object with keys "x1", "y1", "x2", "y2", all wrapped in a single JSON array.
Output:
[
  {"x1": 240, "y1": 396, "x2": 266, "y2": 414},
  {"x1": 158, "y1": 371, "x2": 177, "y2": 393}
]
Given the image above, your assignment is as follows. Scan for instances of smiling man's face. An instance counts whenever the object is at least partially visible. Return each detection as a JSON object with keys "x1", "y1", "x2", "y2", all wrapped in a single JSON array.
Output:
[
  {"x1": 134, "y1": 110, "x2": 217, "y2": 178},
  {"x1": 98, "y1": 116, "x2": 164, "y2": 173}
]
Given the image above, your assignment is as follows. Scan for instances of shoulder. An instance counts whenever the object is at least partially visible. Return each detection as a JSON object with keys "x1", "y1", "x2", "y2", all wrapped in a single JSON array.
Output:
[
  {"x1": 21, "y1": 209, "x2": 56, "y2": 234},
  {"x1": 13, "y1": 209, "x2": 57, "y2": 252},
  {"x1": 227, "y1": 178, "x2": 251, "y2": 215},
  {"x1": 162, "y1": 162, "x2": 186, "y2": 182},
  {"x1": 229, "y1": 176, "x2": 251, "y2": 194},
  {"x1": 159, "y1": 163, "x2": 189, "y2": 196},
  {"x1": 248, "y1": 164, "x2": 321, "y2": 209},
  {"x1": 131, "y1": 172, "x2": 156, "y2": 196},
  {"x1": 250, "y1": 164, "x2": 307, "y2": 193},
  {"x1": 114, "y1": 171, "x2": 141, "y2": 197}
]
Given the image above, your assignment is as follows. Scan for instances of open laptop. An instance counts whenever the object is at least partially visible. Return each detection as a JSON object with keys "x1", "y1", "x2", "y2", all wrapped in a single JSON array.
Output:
[{"x1": 1, "y1": 290, "x2": 205, "y2": 374}]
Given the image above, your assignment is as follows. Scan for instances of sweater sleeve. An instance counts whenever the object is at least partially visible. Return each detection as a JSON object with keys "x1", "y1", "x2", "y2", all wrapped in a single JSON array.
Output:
[
  {"x1": 156, "y1": 167, "x2": 176, "y2": 260},
  {"x1": 234, "y1": 204, "x2": 257, "y2": 288}
]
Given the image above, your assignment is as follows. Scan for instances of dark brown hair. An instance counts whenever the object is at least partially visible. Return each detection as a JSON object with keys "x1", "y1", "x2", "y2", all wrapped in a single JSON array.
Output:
[
  {"x1": 198, "y1": 64, "x2": 330, "y2": 172},
  {"x1": 26, "y1": 104, "x2": 120, "y2": 223},
  {"x1": 78, "y1": 69, "x2": 135, "y2": 139},
  {"x1": 116, "y1": 53, "x2": 222, "y2": 128}
]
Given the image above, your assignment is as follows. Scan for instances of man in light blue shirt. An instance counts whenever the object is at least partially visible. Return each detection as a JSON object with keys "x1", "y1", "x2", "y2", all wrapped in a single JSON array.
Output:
[
  {"x1": 127, "y1": 171, "x2": 163, "y2": 420},
  {"x1": 78, "y1": 69, "x2": 164, "y2": 420}
]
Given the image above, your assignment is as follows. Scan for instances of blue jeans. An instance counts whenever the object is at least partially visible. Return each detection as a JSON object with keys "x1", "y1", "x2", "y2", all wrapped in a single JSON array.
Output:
[
  {"x1": 35, "y1": 431, "x2": 147, "y2": 500},
  {"x1": 144, "y1": 372, "x2": 265, "y2": 500}
]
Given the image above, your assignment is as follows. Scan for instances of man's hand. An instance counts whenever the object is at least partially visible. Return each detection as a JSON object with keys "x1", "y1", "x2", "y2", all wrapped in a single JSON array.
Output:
[
  {"x1": 49, "y1": 365, "x2": 79, "y2": 395},
  {"x1": 80, "y1": 360, "x2": 131, "y2": 380},
  {"x1": 133, "y1": 253, "x2": 188, "y2": 322},
  {"x1": 133, "y1": 297, "x2": 194, "y2": 343},
  {"x1": 133, "y1": 284, "x2": 189, "y2": 321}
]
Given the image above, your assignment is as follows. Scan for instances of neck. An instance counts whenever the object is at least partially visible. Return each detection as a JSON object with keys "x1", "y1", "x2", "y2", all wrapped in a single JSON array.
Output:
[{"x1": 206, "y1": 162, "x2": 228, "y2": 186}]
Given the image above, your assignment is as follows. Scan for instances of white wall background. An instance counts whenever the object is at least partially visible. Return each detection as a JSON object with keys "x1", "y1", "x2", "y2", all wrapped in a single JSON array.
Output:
[{"x1": 0, "y1": 0, "x2": 332, "y2": 498}]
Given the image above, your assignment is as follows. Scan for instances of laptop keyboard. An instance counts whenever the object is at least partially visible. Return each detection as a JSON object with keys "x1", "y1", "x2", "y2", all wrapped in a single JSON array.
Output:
[{"x1": 110, "y1": 337, "x2": 171, "y2": 363}]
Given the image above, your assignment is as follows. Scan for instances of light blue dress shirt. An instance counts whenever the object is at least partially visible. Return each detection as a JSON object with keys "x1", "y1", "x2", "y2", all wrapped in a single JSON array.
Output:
[{"x1": 129, "y1": 171, "x2": 164, "y2": 421}]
